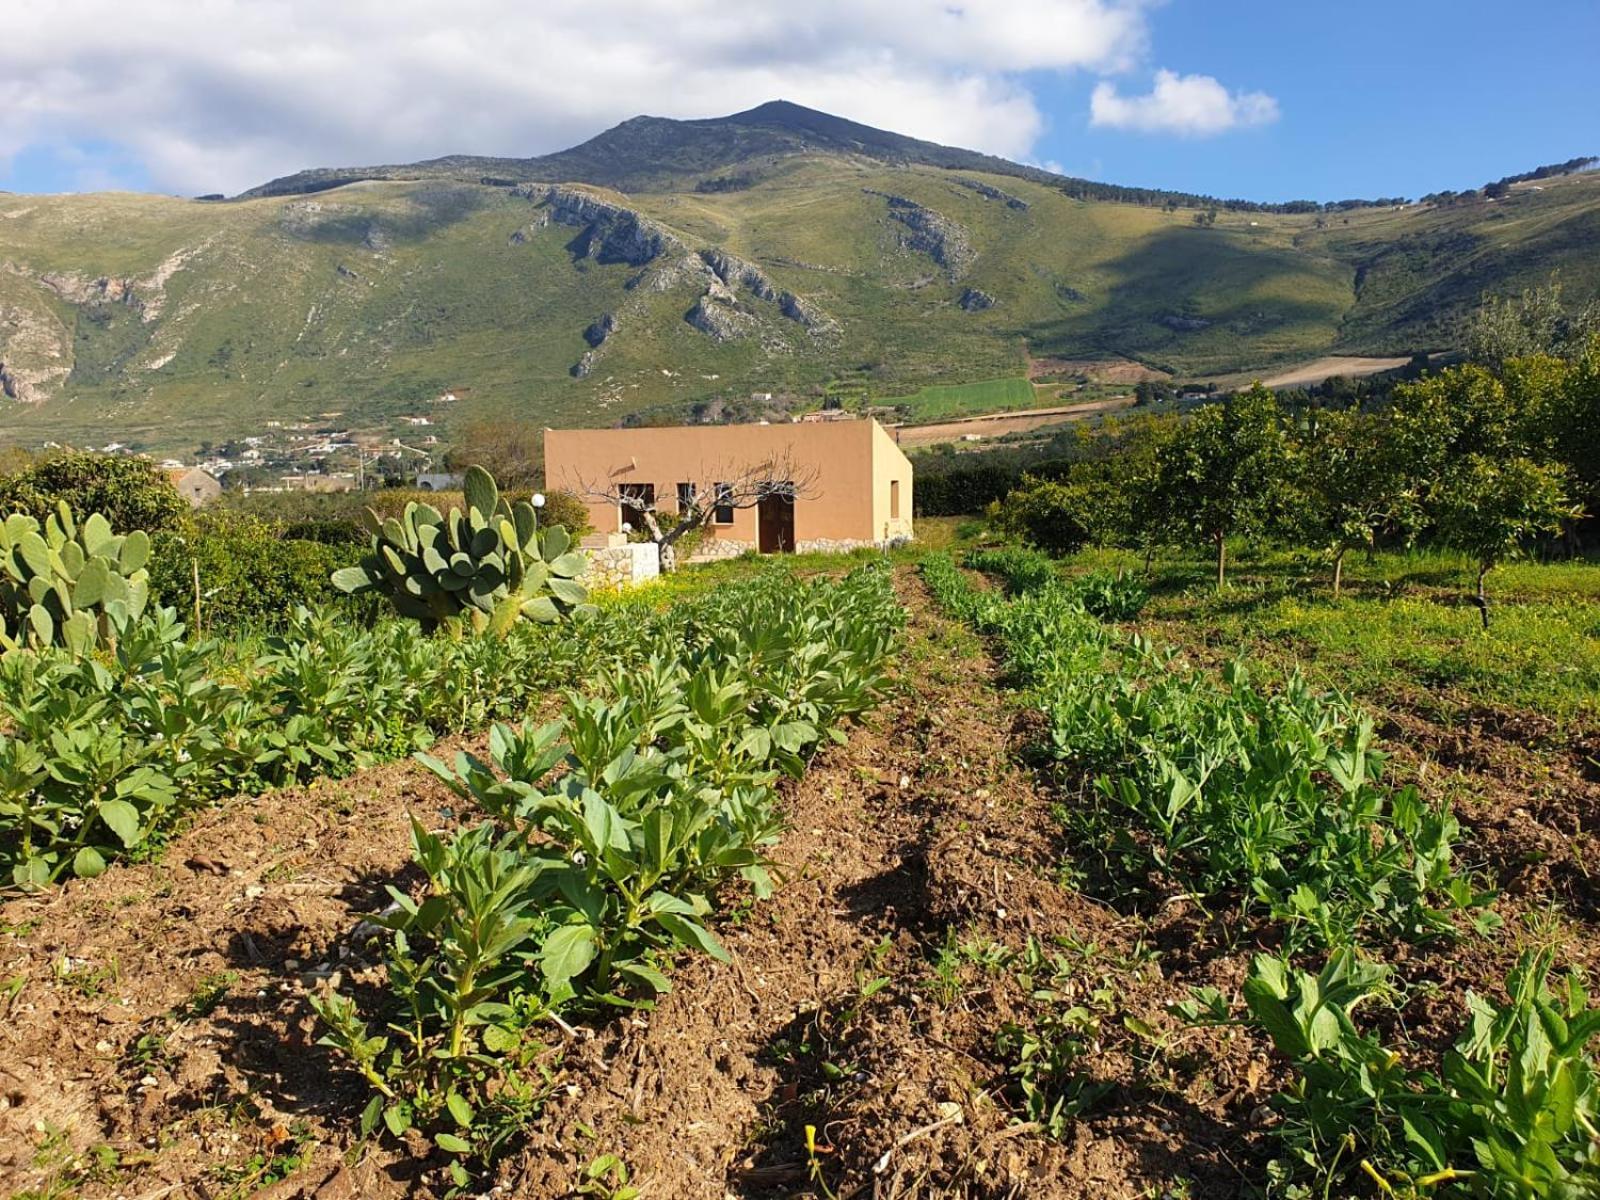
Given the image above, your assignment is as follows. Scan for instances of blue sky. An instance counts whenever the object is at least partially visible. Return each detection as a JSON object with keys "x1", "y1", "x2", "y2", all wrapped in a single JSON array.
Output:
[
  {"x1": 1027, "y1": 0, "x2": 1600, "y2": 202},
  {"x1": 2, "y1": 0, "x2": 1595, "y2": 201}
]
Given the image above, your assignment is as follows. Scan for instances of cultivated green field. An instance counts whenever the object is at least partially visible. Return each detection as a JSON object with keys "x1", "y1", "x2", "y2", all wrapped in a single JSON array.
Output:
[{"x1": 890, "y1": 376, "x2": 1040, "y2": 420}]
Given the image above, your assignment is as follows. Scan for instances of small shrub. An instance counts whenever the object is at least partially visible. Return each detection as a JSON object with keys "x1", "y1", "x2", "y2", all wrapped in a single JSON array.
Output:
[
  {"x1": 535, "y1": 490, "x2": 593, "y2": 541},
  {"x1": 991, "y1": 477, "x2": 1095, "y2": 557},
  {"x1": 0, "y1": 452, "x2": 190, "y2": 534},
  {"x1": 148, "y1": 511, "x2": 361, "y2": 633}
]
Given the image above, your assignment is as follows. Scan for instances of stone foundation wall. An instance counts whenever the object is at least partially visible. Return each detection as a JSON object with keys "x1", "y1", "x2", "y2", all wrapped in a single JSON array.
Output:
[
  {"x1": 795, "y1": 537, "x2": 908, "y2": 555},
  {"x1": 580, "y1": 542, "x2": 660, "y2": 590},
  {"x1": 687, "y1": 535, "x2": 911, "y2": 561},
  {"x1": 687, "y1": 537, "x2": 757, "y2": 563}
]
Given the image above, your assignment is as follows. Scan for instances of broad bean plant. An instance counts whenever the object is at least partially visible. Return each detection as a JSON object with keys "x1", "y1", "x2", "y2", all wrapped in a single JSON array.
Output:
[
  {"x1": 1178, "y1": 949, "x2": 1600, "y2": 1198},
  {"x1": 0, "y1": 596, "x2": 679, "y2": 887},
  {"x1": 312, "y1": 564, "x2": 903, "y2": 1178},
  {"x1": 923, "y1": 553, "x2": 1492, "y2": 952}
]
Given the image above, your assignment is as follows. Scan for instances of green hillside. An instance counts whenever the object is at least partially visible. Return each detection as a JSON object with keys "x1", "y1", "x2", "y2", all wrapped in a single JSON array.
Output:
[{"x1": 1, "y1": 105, "x2": 1598, "y2": 455}]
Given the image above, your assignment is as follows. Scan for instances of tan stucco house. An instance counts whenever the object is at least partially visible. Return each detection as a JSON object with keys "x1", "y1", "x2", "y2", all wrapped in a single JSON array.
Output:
[{"x1": 545, "y1": 419, "x2": 913, "y2": 556}]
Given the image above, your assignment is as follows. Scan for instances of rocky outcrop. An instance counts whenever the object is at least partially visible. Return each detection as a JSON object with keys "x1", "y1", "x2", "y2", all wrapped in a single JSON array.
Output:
[
  {"x1": 778, "y1": 291, "x2": 835, "y2": 332},
  {"x1": 698, "y1": 249, "x2": 776, "y2": 301},
  {"x1": 0, "y1": 357, "x2": 68, "y2": 406},
  {"x1": 864, "y1": 190, "x2": 975, "y2": 277},
  {"x1": 955, "y1": 178, "x2": 1029, "y2": 210},
  {"x1": 692, "y1": 249, "x2": 835, "y2": 336},
  {"x1": 959, "y1": 287, "x2": 996, "y2": 312},
  {"x1": 40, "y1": 273, "x2": 137, "y2": 306},
  {"x1": 574, "y1": 313, "x2": 619, "y2": 374},
  {"x1": 684, "y1": 289, "x2": 754, "y2": 341},
  {"x1": 508, "y1": 211, "x2": 550, "y2": 245},
  {"x1": 1160, "y1": 314, "x2": 1212, "y2": 332},
  {"x1": 583, "y1": 312, "x2": 618, "y2": 348},
  {"x1": 529, "y1": 185, "x2": 684, "y2": 267},
  {"x1": 515, "y1": 187, "x2": 833, "y2": 345}
]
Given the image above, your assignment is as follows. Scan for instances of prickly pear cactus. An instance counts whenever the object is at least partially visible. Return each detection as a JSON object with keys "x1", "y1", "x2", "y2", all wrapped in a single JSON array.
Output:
[
  {"x1": 0, "y1": 502, "x2": 152, "y2": 655},
  {"x1": 331, "y1": 466, "x2": 590, "y2": 632}
]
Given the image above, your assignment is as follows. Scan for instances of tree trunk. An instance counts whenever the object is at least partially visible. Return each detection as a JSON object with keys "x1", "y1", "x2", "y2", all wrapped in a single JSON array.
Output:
[
  {"x1": 1332, "y1": 547, "x2": 1346, "y2": 599},
  {"x1": 656, "y1": 511, "x2": 707, "y2": 574},
  {"x1": 1214, "y1": 533, "x2": 1226, "y2": 592},
  {"x1": 1475, "y1": 560, "x2": 1491, "y2": 629}
]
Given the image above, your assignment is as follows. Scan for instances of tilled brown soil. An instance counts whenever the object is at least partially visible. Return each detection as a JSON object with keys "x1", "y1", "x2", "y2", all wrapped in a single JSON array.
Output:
[
  {"x1": 501, "y1": 573, "x2": 1266, "y2": 1200},
  {"x1": 507, "y1": 573, "x2": 1599, "y2": 1200},
  {"x1": 2, "y1": 566, "x2": 1592, "y2": 1200},
  {"x1": 0, "y1": 746, "x2": 478, "y2": 1199}
]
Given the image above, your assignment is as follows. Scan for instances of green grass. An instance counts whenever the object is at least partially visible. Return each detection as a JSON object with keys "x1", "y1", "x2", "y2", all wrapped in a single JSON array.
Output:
[
  {"x1": 890, "y1": 377, "x2": 1040, "y2": 421},
  {"x1": 625, "y1": 515, "x2": 977, "y2": 602},
  {"x1": 1063, "y1": 544, "x2": 1600, "y2": 735}
]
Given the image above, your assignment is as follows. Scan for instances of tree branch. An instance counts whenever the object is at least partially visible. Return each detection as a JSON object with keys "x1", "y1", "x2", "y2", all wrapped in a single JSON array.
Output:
[{"x1": 559, "y1": 448, "x2": 822, "y2": 564}]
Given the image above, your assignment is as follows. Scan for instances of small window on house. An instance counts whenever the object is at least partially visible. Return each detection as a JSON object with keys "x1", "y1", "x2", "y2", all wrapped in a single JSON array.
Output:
[
  {"x1": 890, "y1": 479, "x2": 900, "y2": 519},
  {"x1": 713, "y1": 482, "x2": 735, "y2": 525},
  {"x1": 619, "y1": 482, "x2": 654, "y2": 530},
  {"x1": 676, "y1": 482, "x2": 697, "y2": 513}
]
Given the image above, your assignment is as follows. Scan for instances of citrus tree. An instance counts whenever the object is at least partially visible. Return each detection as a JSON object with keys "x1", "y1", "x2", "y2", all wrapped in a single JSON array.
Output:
[
  {"x1": 1290, "y1": 408, "x2": 1418, "y2": 597},
  {"x1": 1432, "y1": 455, "x2": 1575, "y2": 627},
  {"x1": 992, "y1": 476, "x2": 1096, "y2": 556},
  {"x1": 1154, "y1": 386, "x2": 1289, "y2": 589}
]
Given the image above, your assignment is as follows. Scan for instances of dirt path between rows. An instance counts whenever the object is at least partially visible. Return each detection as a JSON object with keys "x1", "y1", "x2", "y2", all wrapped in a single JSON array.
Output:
[
  {"x1": 493, "y1": 570, "x2": 1260, "y2": 1199},
  {"x1": 1, "y1": 570, "x2": 1281, "y2": 1199}
]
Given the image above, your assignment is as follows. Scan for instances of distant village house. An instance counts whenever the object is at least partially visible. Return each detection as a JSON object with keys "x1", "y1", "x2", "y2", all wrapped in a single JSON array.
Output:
[
  {"x1": 415, "y1": 471, "x2": 465, "y2": 491},
  {"x1": 279, "y1": 473, "x2": 357, "y2": 493},
  {"x1": 168, "y1": 466, "x2": 222, "y2": 508}
]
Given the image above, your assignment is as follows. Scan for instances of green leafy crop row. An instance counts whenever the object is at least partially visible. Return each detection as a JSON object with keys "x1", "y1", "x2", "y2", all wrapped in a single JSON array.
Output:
[
  {"x1": 312, "y1": 564, "x2": 903, "y2": 1183},
  {"x1": 1179, "y1": 949, "x2": 1600, "y2": 1198},
  {"x1": 924, "y1": 552, "x2": 1490, "y2": 953},
  {"x1": 927, "y1": 552, "x2": 1600, "y2": 1196},
  {"x1": 0, "y1": 595, "x2": 681, "y2": 888},
  {"x1": 963, "y1": 546, "x2": 1149, "y2": 620}
]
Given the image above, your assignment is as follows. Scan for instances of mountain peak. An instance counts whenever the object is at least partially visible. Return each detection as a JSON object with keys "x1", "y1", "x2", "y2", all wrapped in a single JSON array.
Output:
[
  {"x1": 239, "y1": 101, "x2": 1056, "y2": 199},
  {"x1": 720, "y1": 99, "x2": 831, "y2": 125}
]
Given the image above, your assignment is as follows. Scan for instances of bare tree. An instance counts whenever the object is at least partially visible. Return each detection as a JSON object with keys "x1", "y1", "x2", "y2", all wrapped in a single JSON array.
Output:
[
  {"x1": 565, "y1": 449, "x2": 820, "y2": 571},
  {"x1": 445, "y1": 419, "x2": 544, "y2": 489}
]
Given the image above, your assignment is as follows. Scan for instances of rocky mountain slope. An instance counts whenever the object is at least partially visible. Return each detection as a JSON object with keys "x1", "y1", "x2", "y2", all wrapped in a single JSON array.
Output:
[{"x1": 1, "y1": 103, "x2": 1597, "y2": 453}]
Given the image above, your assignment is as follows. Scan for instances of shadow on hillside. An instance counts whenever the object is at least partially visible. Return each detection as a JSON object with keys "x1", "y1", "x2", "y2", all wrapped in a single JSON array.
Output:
[{"x1": 1015, "y1": 224, "x2": 1346, "y2": 370}]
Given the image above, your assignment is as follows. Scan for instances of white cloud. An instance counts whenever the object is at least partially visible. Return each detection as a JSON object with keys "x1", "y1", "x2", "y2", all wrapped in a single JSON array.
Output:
[
  {"x1": 1, "y1": 0, "x2": 1156, "y2": 194},
  {"x1": 1090, "y1": 69, "x2": 1279, "y2": 136}
]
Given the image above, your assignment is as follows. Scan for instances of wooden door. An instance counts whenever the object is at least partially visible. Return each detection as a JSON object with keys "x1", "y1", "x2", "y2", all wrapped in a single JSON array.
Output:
[{"x1": 757, "y1": 489, "x2": 795, "y2": 553}]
